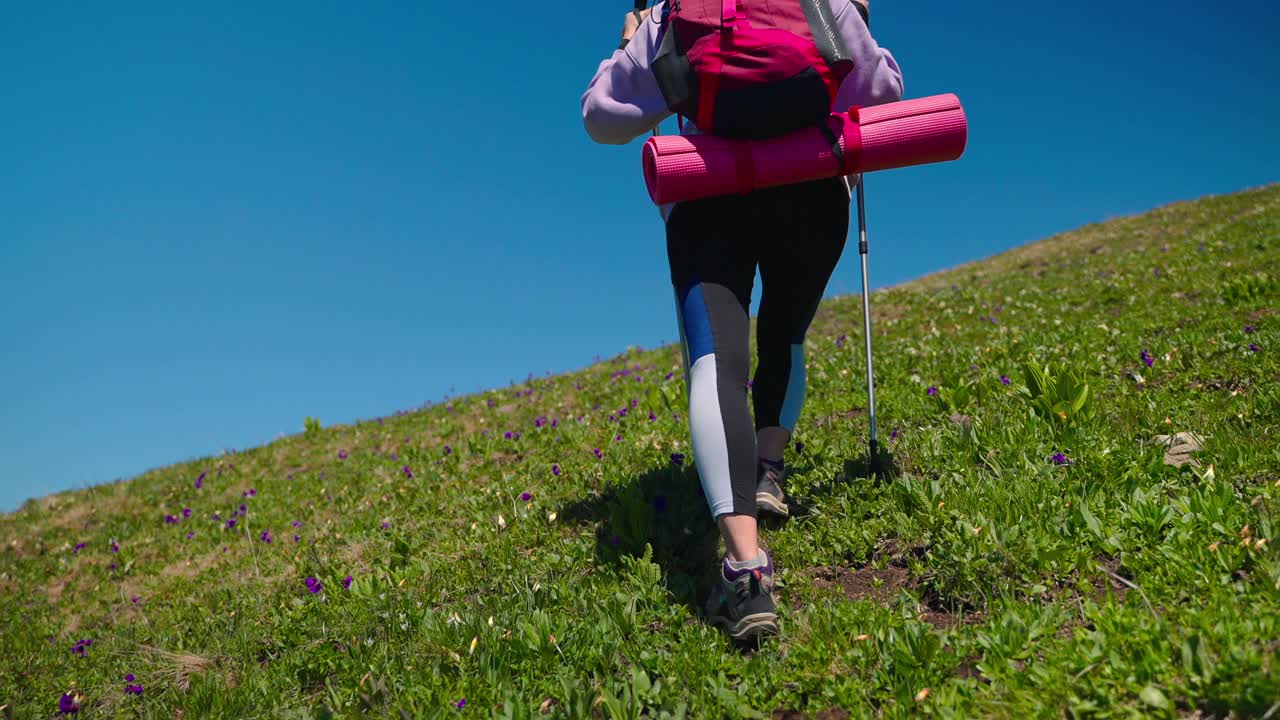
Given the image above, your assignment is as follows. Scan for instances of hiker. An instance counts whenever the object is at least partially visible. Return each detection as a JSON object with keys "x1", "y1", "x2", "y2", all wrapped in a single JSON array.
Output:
[{"x1": 581, "y1": 0, "x2": 903, "y2": 642}]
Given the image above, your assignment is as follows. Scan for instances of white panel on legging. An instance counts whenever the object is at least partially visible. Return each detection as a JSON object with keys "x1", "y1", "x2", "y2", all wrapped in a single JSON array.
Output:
[{"x1": 688, "y1": 353, "x2": 735, "y2": 518}]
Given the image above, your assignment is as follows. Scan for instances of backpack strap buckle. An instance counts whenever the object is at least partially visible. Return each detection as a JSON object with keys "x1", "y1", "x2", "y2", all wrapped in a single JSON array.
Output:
[{"x1": 722, "y1": 0, "x2": 740, "y2": 29}]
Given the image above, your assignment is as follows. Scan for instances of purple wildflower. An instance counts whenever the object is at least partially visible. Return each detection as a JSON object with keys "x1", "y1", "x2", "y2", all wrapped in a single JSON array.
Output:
[
  {"x1": 59, "y1": 692, "x2": 81, "y2": 714},
  {"x1": 226, "y1": 519, "x2": 237, "y2": 529},
  {"x1": 131, "y1": 596, "x2": 141, "y2": 604},
  {"x1": 927, "y1": 386, "x2": 938, "y2": 396},
  {"x1": 1141, "y1": 349, "x2": 1154, "y2": 368},
  {"x1": 186, "y1": 531, "x2": 195, "y2": 540},
  {"x1": 520, "y1": 492, "x2": 532, "y2": 502},
  {"x1": 182, "y1": 507, "x2": 192, "y2": 519},
  {"x1": 73, "y1": 542, "x2": 86, "y2": 554},
  {"x1": 260, "y1": 530, "x2": 273, "y2": 543},
  {"x1": 551, "y1": 418, "x2": 559, "y2": 428},
  {"x1": 195, "y1": 471, "x2": 206, "y2": 489},
  {"x1": 836, "y1": 334, "x2": 847, "y2": 348},
  {"x1": 343, "y1": 575, "x2": 354, "y2": 589},
  {"x1": 239, "y1": 503, "x2": 247, "y2": 513},
  {"x1": 164, "y1": 514, "x2": 179, "y2": 525},
  {"x1": 444, "y1": 445, "x2": 452, "y2": 455},
  {"x1": 125, "y1": 674, "x2": 135, "y2": 682},
  {"x1": 455, "y1": 698, "x2": 467, "y2": 711},
  {"x1": 1249, "y1": 343, "x2": 1261, "y2": 352},
  {"x1": 593, "y1": 448, "x2": 603, "y2": 459},
  {"x1": 213, "y1": 512, "x2": 221, "y2": 521},
  {"x1": 292, "y1": 520, "x2": 302, "y2": 528},
  {"x1": 338, "y1": 449, "x2": 349, "y2": 460},
  {"x1": 71, "y1": 638, "x2": 93, "y2": 657},
  {"x1": 1051, "y1": 452, "x2": 1070, "y2": 466},
  {"x1": 670, "y1": 453, "x2": 686, "y2": 467},
  {"x1": 403, "y1": 465, "x2": 413, "y2": 479},
  {"x1": 1000, "y1": 375, "x2": 1011, "y2": 386},
  {"x1": 294, "y1": 535, "x2": 301, "y2": 543},
  {"x1": 891, "y1": 429, "x2": 900, "y2": 441},
  {"x1": 1245, "y1": 325, "x2": 1256, "y2": 334},
  {"x1": 614, "y1": 434, "x2": 622, "y2": 442},
  {"x1": 381, "y1": 521, "x2": 391, "y2": 529},
  {"x1": 552, "y1": 464, "x2": 561, "y2": 477},
  {"x1": 111, "y1": 542, "x2": 119, "y2": 553},
  {"x1": 648, "y1": 411, "x2": 657, "y2": 422},
  {"x1": 535, "y1": 416, "x2": 548, "y2": 428},
  {"x1": 305, "y1": 577, "x2": 323, "y2": 594},
  {"x1": 125, "y1": 683, "x2": 143, "y2": 695},
  {"x1": 665, "y1": 372, "x2": 674, "y2": 381}
]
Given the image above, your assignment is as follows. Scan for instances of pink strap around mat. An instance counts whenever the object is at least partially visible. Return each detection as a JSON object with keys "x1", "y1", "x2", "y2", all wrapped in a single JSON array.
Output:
[{"x1": 642, "y1": 93, "x2": 967, "y2": 206}]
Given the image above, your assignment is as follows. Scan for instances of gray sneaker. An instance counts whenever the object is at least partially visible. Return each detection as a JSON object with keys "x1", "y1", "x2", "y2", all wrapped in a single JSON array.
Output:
[
  {"x1": 705, "y1": 553, "x2": 779, "y2": 642},
  {"x1": 755, "y1": 462, "x2": 790, "y2": 518}
]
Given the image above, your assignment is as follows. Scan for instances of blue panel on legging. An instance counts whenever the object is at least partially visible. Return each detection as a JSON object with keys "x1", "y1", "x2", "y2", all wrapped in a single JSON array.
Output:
[
  {"x1": 679, "y1": 283, "x2": 716, "y2": 363},
  {"x1": 778, "y1": 343, "x2": 807, "y2": 431}
]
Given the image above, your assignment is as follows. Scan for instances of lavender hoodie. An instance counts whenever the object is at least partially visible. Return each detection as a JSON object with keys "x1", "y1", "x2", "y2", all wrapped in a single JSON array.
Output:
[{"x1": 581, "y1": 0, "x2": 905, "y2": 146}]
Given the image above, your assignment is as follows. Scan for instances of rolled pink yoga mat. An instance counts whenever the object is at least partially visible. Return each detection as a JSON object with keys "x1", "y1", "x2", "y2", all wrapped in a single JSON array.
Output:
[{"x1": 642, "y1": 93, "x2": 967, "y2": 205}]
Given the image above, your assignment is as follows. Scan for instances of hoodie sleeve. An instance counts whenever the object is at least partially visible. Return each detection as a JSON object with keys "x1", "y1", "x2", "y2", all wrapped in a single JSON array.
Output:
[
  {"x1": 581, "y1": 0, "x2": 903, "y2": 144},
  {"x1": 830, "y1": 0, "x2": 904, "y2": 111},
  {"x1": 581, "y1": 5, "x2": 673, "y2": 145}
]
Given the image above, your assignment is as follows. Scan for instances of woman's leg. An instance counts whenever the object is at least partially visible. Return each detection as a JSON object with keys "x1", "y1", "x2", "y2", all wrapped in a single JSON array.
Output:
[
  {"x1": 666, "y1": 194, "x2": 762, "y2": 560},
  {"x1": 753, "y1": 178, "x2": 851, "y2": 462}
]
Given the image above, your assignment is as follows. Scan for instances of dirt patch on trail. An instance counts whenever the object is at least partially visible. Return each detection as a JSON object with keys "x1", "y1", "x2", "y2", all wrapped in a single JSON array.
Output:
[
  {"x1": 161, "y1": 548, "x2": 228, "y2": 580},
  {"x1": 815, "y1": 407, "x2": 866, "y2": 428},
  {"x1": 772, "y1": 709, "x2": 851, "y2": 720},
  {"x1": 1091, "y1": 556, "x2": 1130, "y2": 602},
  {"x1": 805, "y1": 539, "x2": 985, "y2": 627},
  {"x1": 812, "y1": 565, "x2": 911, "y2": 605},
  {"x1": 919, "y1": 607, "x2": 986, "y2": 629}
]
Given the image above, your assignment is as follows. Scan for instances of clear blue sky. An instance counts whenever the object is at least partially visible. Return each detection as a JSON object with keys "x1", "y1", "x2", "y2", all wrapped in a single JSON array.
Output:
[{"x1": 2, "y1": 1, "x2": 1277, "y2": 511}]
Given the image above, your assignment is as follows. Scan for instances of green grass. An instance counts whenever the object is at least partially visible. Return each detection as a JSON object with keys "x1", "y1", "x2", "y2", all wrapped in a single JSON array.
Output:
[{"x1": 2, "y1": 184, "x2": 1278, "y2": 719}]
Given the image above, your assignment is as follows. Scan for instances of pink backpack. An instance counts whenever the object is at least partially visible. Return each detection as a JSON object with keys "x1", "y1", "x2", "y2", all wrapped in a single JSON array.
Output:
[{"x1": 651, "y1": 0, "x2": 864, "y2": 139}]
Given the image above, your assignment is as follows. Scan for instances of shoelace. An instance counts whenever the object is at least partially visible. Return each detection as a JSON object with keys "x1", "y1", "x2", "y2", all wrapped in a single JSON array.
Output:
[
  {"x1": 733, "y1": 569, "x2": 766, "y2": 601},
  {"x1": 759, "y1": 463, "x2": 783, "y2": 487}
]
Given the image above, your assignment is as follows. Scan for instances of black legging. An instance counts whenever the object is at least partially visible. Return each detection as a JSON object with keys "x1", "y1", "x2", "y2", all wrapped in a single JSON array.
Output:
[{"x1": 667, "y1": 176, "x2": 850, "y2": 518}]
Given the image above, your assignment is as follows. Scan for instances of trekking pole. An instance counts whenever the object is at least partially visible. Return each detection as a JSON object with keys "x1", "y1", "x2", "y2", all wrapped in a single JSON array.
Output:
[{"x1": 856, "y1": 176, "x2": 880, "y2": 477}]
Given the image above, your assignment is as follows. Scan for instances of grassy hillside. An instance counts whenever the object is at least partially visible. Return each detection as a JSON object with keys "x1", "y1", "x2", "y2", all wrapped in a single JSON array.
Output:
[{"x1": 2, "y1": 184, "x2": 1278, "y2": 719}]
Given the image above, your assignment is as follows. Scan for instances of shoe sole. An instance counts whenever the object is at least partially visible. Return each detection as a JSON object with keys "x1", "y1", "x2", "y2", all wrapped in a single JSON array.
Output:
[
  {"x1": 756, "y1": 492, "x2": 790, "y2": 518},
  {"x1": 712, "y1": 612, "x2": 780, "y2": 641}
]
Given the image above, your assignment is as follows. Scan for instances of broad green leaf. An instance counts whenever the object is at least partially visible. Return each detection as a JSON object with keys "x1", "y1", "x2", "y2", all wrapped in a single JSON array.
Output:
[{"x1": 1139, "y1": 685, "x2": 1170, "y2": 709}]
